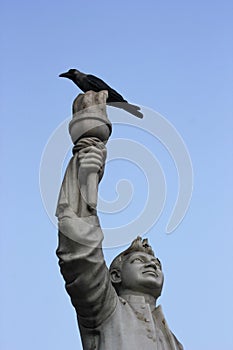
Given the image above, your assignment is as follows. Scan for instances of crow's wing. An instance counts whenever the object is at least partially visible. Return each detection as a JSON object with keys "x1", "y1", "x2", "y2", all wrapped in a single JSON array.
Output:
[
  {"x1": 86, "y1": 74, "x2": 126, "y2": 102},
  {"x1": 86, "y1": 74, "x2": 143, "y2": 118},
  {"x1": 86, "y1": 74, "x2": 111, "y2": 90}
]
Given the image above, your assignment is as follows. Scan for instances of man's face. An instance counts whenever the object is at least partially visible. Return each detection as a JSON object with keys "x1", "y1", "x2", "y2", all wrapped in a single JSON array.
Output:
[{"x1": 120, "y1": 251, "x2": 164, "y2": 298}]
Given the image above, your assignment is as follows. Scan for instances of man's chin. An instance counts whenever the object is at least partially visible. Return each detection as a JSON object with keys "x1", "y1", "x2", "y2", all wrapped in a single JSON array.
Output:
[
  {"x1": 139, "y1": 281, "x2": 163, "y2": 297},
  {"x1": 143, "y1": 275, "x2": 163, "y2": 288}
]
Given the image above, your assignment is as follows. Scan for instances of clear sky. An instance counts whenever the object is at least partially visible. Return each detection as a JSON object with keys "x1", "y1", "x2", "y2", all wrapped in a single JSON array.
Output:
[{"x1": 1, "y1": 1, "x2": 233, "y2": 349}]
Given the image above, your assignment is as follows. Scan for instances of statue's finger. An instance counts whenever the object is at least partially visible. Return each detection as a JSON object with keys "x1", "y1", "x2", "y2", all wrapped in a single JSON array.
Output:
[
  {"x1": 79, "y1": 163, "x2": 102, "y2": 173},
  {"x1": 79, "y1": 158, "x2": 102, "y2": 166},
  {"x1": 102, "y1": 148, "x2": 107, "y2": 161},
  {"x1": 82, "y1": 90, "x2": 95, "y2": 109},
  {"x1": 78, "y1": 153, "x2": 103, "y2": 163},
  {"x1": 97, "y1": 90, "x2": 108, "y2": 105},
  {"x1": 79, "y1": 146, "x2": 103, "y2": 156},
  {"x1": 72, "y1": 94, "x2": 85, "y2": 114}
]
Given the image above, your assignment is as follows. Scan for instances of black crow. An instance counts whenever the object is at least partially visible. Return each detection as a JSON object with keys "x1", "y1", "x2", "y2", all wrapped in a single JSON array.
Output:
[{"x1": 59, "y1": 69, "x2": 143, "y2": 119}]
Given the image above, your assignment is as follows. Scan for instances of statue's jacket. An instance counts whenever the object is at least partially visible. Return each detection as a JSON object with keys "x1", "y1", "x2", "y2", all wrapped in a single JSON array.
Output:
[{"x1": 56, "y1": 211, "x2": 183, "y2": 350}]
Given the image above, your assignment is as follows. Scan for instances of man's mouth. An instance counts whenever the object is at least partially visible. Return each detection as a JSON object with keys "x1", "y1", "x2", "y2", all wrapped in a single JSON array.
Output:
[{"x1": 142, "y1": 270, "x2": 158, "y2": 277}]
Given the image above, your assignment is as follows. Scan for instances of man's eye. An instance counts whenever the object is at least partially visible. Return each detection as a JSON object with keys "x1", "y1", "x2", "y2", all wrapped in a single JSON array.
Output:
[{"x1": 132, "y1": 258, "x2": 143, "y2": 263}]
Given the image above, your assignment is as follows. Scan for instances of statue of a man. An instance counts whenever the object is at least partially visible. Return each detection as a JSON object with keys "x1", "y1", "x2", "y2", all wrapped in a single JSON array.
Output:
[{"x1": 56, "y1": 91, "x2": 184, "y2": 350}]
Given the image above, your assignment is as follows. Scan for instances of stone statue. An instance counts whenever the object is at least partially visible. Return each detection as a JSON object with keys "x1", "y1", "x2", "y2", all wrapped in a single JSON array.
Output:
[{"x1": 56, "y1": 91, "x2": 184, "y2": 350}]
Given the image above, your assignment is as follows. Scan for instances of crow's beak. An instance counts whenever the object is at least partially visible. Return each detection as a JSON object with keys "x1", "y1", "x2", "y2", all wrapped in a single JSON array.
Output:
[{"x1": 59, "y1": 72, "x2": 71, "y2": 78}]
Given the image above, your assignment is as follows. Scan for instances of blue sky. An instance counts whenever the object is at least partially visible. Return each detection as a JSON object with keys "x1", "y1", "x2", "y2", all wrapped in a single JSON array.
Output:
[{"x1": 1, "y1": 1, "x2": 233, "y2": 349}]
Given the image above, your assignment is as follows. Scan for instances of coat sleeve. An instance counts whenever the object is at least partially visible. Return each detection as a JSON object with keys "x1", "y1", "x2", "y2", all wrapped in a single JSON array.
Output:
[
  {"x1": 56, "y1": 209, "x2": 118, "y2": 328},
  {"x1": 55, "y1": 150, "x2": 117, "y2": 328}
]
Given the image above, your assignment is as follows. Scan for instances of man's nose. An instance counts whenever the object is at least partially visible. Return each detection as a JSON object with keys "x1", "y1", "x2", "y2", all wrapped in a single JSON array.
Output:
[{"x1": 144, "y1": 261, "x2": 157, "y2": 270}]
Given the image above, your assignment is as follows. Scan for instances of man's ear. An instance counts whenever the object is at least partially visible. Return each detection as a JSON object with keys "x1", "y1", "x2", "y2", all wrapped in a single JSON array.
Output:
[{"x1": 110, "y1": 268, "x2": 122, "y2": 284}]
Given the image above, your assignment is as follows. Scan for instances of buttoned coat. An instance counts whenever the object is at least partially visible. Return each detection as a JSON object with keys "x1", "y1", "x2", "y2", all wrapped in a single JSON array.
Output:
[{"x1": 56, "y1": 212, "x2": 183, "y2": 350}]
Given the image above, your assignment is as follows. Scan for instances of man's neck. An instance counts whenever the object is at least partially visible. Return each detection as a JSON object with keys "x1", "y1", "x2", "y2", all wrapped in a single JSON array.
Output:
[{"x1": 119, "y1": 290, "x2": 157, "y2": 312}]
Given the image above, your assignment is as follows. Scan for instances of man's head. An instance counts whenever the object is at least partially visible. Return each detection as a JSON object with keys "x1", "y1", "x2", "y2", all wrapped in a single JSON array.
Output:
[{"x1": 109, "y1": 237, "x2": 164, "y2": 299}]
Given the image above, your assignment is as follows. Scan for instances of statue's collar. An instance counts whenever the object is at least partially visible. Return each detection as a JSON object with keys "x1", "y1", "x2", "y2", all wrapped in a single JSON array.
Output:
[
  {"x1": 119, "y1": 294, "x2": 162, "y2": 312},
  {"x1": 120, "y1": 294, "x2": 147, "y2": 304}
]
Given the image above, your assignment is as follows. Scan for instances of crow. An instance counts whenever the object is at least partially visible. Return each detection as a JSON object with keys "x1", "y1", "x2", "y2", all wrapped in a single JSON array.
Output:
[{"x1": 59, "y1": 69, "x2": 143, "y2": 119}]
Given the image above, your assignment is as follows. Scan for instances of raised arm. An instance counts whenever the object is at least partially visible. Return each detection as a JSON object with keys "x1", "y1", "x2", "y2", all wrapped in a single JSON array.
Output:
[{"x1": 56, "y1": 91, "x2": 117, "y2": 328}]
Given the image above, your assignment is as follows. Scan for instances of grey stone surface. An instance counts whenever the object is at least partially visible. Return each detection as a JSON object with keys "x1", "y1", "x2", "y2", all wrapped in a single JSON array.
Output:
[{"x1": 56, "y1": 91, "x2": 184, "y2": 350}]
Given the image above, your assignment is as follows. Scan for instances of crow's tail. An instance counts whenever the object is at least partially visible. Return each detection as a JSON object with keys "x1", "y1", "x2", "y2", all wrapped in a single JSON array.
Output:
[{"x1": 108, "y1": 101, "x2": 143, "y2": 119}]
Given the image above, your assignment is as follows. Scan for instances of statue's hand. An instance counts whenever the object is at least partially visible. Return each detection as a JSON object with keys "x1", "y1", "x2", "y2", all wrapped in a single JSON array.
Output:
[
  {"x1": 78, "y1": 144, "x2": 107, "y2": 183},
  {"x1": 77, "y1": 143, "x2": 106, "y2": 214}
]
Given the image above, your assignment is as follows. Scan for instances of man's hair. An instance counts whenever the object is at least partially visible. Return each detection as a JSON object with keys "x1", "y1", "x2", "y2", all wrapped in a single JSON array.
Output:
[{"x1": 110, "y1": 236, "x2": 161, "y2": 272}]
